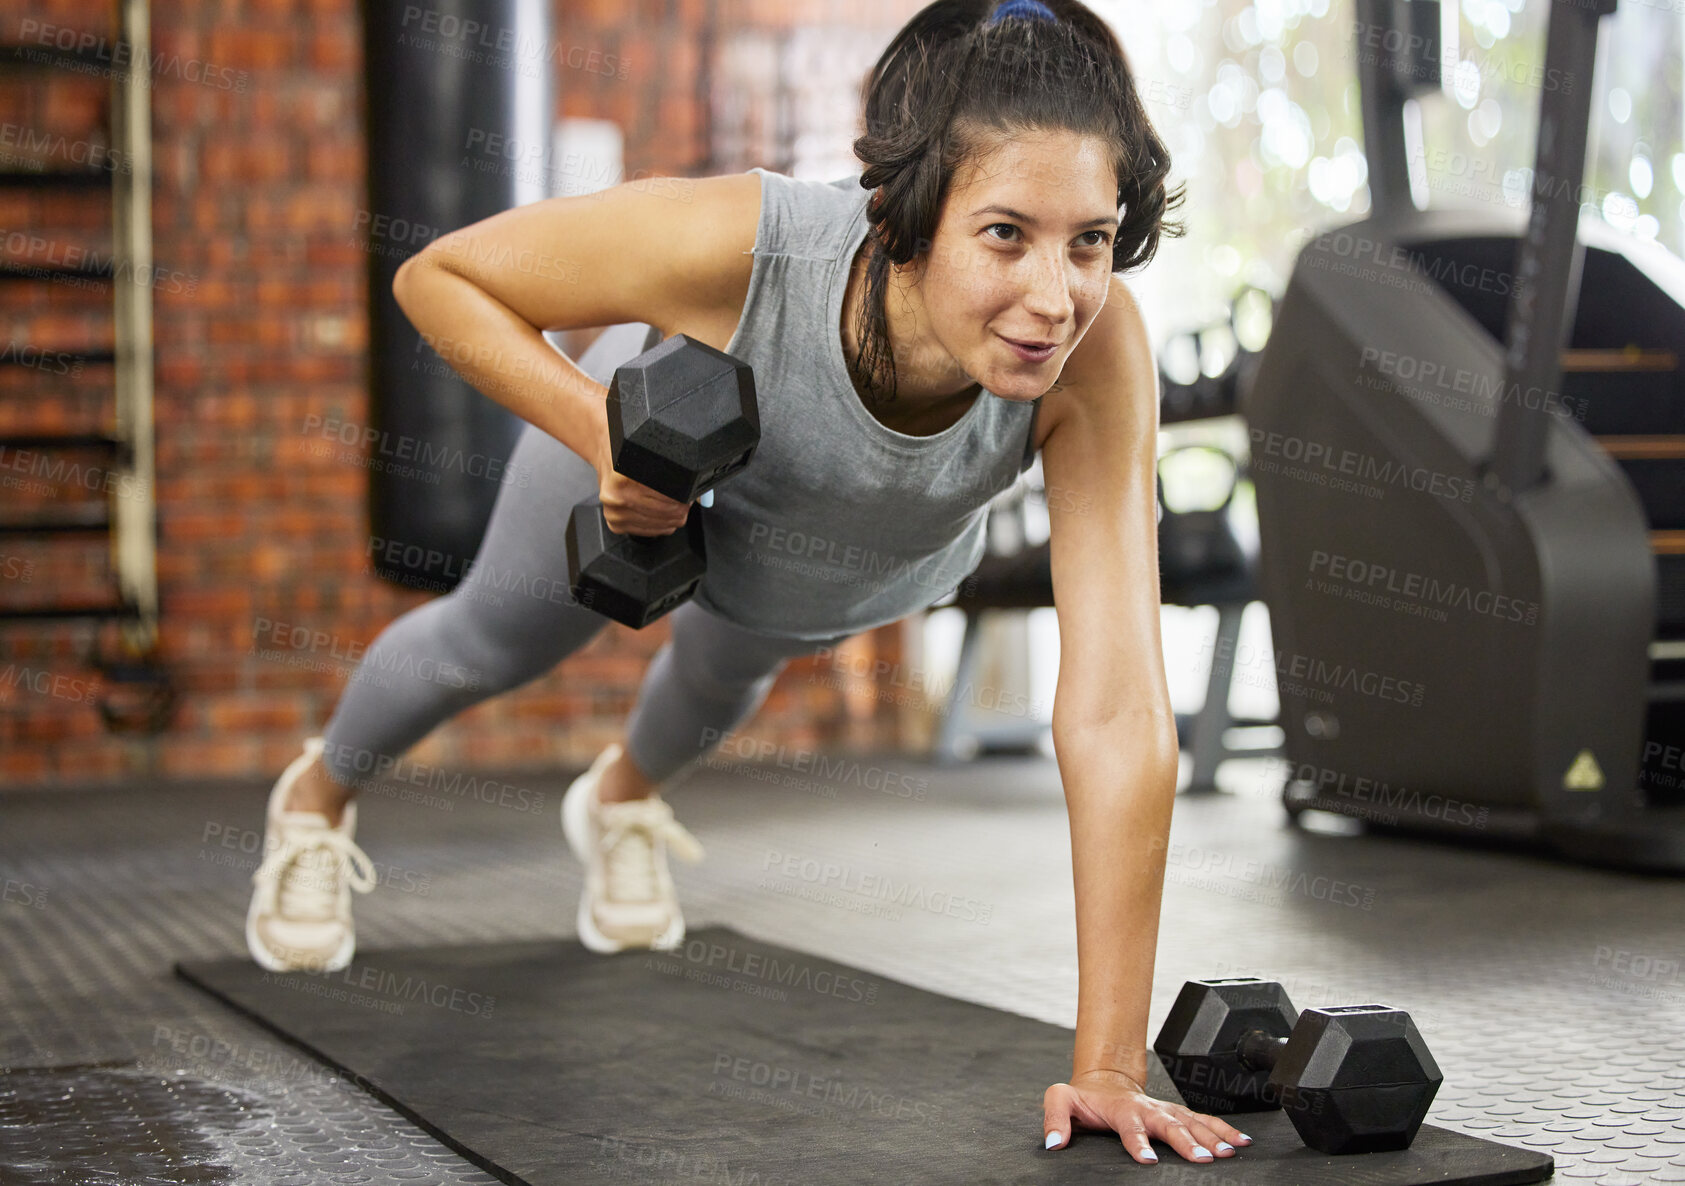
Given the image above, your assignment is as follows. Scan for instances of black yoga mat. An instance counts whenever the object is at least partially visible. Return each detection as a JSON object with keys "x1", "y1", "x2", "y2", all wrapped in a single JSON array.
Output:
[{"x1": 177, "y1": 926, "x2": 1553, "y2": 1185}]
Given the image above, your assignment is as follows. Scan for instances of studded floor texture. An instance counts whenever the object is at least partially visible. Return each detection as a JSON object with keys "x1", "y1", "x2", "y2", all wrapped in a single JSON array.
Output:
[{"x1": 2, "y1": 746, "x2": 1683, "y2": 1184}]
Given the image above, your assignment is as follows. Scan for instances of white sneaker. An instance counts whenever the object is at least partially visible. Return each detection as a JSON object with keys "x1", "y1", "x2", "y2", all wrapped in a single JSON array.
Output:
[
  {"x1": 245, "y1": 736, "x2": 378, "y2": 973},
  {"x1": 560, "y1": 743, "x2": 704, "y2": 953}
]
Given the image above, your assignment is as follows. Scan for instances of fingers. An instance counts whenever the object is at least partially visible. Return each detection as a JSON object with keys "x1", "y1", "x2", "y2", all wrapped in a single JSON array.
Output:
[
  {"x1": 1043, "y1": 1084, "x2": 1160, "y2": 1165},
  {"x1": 600, "y1": 477, "x2": 691, "y2": 536},
  {"x1": 603, "y1": 507, "x2": 685, "y2": 536},
  {"x1": 1117, "y1": 1116, "x2": 1159, "y2": 1165},
  {"x1": 1154, "y1": 1109, "x2": 1242, "y2": 1163},
  {"x1": 1196, "y1": 1112, "x2": 1253, "y2": 1150},
  {"x1": 1155, "y1": 1117, "x2": 1215, "y2": 1163},
  {"x1": 1041, "y1": 1080, "x2": 1252, "y2": 1165},
  {"x1": 1042, "y1": 1084, "x2": 1072, "y2": 1151},
  {"x1": 1174, "y1": 1109, "x2": 1250, "y2": 1158},
  {"x1": 1037, "y1": 1084, "x2": 1253, "y2": 1165}
]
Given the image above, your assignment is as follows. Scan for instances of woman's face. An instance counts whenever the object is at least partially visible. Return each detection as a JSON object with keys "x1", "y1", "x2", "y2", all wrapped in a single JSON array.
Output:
[{"x1": 912, "y1": 128, "x2": 1118, "y2": 401}]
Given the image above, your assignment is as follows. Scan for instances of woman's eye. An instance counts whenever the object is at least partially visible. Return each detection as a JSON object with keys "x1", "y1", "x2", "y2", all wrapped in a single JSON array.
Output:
[
  {"x1": 985, "y1": 223, "x2": 1019, "y2": 242},
  {"x1": 1077, "y1": 230, "x2": 1111, "y2": 248}
]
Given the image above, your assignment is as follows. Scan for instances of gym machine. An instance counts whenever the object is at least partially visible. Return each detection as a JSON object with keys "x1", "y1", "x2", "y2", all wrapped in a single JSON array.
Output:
[{"x1": 1246, "y1": 0, "x2": 1685, "y2": 869}]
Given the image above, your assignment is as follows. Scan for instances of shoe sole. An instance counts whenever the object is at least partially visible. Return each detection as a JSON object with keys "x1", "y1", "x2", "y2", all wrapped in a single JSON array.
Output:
[{"x1": 561, "y1": 758, "x2": 686, "y2": 955}]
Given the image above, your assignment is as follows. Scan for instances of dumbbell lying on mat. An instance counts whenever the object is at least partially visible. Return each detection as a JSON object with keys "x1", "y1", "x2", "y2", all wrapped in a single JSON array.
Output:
[
  {"x1": 1153, "y1": 977, "x2": 1442, "y2": 1155},
  {"x1": 565, "y1": 334, "x2": 759, "y2": 629}
]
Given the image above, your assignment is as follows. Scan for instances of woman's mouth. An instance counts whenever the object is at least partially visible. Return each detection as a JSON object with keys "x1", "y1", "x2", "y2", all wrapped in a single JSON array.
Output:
[{"x1": 1000, "y1": 335, "x2": 1057, "y2": 363}]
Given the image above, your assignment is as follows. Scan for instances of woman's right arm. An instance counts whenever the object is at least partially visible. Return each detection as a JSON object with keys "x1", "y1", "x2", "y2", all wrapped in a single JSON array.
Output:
[{"x1": 391, "y1": 172, "x2": 760, "y2": 485}]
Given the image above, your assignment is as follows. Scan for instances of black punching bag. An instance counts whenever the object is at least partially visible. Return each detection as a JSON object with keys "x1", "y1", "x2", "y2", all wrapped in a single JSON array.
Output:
[{"x1": 361, "y1": 0, "x2": 554, "y2": 590}]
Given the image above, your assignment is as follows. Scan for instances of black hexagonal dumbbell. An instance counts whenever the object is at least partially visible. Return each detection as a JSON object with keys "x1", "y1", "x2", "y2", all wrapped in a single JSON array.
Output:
[
  {"x1": 565, "y1": 334, "x2": 759, "y2": 629},
  {"x1": 1153, "y1": 977, "x2": 1443, "y2": 1155}
]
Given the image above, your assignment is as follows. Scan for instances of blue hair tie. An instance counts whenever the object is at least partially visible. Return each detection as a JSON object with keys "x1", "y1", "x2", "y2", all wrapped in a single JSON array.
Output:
[{"x1": 987, "y1": 0, "x2": 1058, "y2": 24}]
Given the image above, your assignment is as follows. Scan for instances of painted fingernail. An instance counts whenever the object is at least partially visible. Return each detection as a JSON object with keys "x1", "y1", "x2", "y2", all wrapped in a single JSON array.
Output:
[
  {"x1": 1238, "y1": 1133, "x2": 1253, "y2": 1144},
  {"x1": 1141, "y1": 1150, "x2": 1158, "y2": 1164},
  {"x1": 1192, "y1": 1145, "x2": 1213, "y2": 1160},
  {"x1": 1216, "y1": 1141, "x2": 1235, "y2": 1153},
  {"x1": 1045, "y1": 1131, "x2": 1062, "y2": 1149}
]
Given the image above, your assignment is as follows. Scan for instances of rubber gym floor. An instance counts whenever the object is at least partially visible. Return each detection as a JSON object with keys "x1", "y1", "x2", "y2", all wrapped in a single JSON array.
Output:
[{"x1": 2, "y1": 748, "x2": 1682, "y2": 1183}]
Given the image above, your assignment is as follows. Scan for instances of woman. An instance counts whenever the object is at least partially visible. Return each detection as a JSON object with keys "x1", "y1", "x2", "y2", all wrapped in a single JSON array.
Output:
[{"x1": 245, "y1": 0, "x2": 1247, "y2": 1165}]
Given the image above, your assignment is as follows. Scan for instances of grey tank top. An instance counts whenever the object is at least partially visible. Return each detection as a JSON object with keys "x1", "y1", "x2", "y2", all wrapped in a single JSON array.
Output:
[{"x1": 688, "y1": 167, "x2": 1041, "y2": 640}]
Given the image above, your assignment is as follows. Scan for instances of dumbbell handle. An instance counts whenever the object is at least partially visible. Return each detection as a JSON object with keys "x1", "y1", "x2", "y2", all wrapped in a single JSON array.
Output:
[{"x1": 1235, "y1": 1029, "x2": 1289, "y2": 1073}]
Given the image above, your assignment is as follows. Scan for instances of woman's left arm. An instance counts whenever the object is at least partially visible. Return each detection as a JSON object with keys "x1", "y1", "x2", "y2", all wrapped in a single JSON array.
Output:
[{"x1": 1037, "y1": 277, "x2": 1249, "y2": 1165}]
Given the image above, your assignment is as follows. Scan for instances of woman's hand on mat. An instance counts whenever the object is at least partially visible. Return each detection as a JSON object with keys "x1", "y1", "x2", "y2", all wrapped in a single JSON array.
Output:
[{"x1": 1043, "y1": 1069, "x2": 1251, "y2": 1163}]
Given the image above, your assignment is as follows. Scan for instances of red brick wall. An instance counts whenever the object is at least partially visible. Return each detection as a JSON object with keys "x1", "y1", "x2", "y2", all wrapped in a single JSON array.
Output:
[{"x1": 0, "y1": 0, "x2": 922, "y2": 789}]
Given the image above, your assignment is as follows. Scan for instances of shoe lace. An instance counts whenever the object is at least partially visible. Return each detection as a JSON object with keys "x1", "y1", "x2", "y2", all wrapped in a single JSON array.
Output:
[
  {"x1": 252, "y1": 821, "x2": 378, "y2": 921},
  {"x1": 597, "y1": 798, "x2": 704, "y2": 902}
]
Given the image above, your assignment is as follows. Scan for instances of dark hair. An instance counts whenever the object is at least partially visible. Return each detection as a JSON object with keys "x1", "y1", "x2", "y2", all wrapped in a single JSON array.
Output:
[{"x1": 851, "y1": 0, "x2": 1185, "y2": 405}]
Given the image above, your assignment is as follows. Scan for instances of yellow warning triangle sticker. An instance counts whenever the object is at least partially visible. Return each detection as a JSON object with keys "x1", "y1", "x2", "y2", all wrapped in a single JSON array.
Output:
[{"x1": 1563, "y1": 749, "x2": 1604, "y2": 791}]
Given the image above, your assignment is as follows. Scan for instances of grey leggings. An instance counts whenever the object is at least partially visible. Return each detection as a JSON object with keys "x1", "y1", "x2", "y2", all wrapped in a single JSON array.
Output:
[{"x1": 318, "y1": 325, "x2": 848, "y2": 792}]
